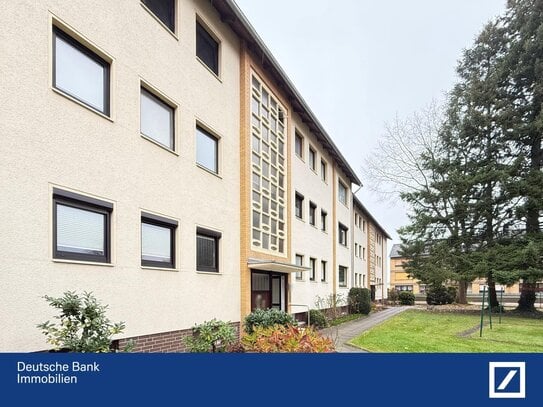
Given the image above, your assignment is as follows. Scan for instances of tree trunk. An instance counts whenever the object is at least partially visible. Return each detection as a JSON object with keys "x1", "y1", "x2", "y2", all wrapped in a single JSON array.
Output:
[
  {"x1": 517, "y1": 281, "x2": 537, "y2": 311},
  {"x1": 487, "y1": 274, "x2": 499, "y2": 308},
  {"x1": 457, "y1": 280, "x2": 468, "y2": 304}
]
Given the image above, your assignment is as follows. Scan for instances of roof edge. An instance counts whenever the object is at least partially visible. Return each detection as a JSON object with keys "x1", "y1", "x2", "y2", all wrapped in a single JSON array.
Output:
[{"x1": 215, "y1": 0, "x2": 361, "y2": 185}]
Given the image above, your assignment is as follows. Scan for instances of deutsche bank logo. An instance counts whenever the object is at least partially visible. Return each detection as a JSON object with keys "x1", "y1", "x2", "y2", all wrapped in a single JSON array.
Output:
[{"x1": 489, "y1": 362, "x2": 526, "y2": 399}]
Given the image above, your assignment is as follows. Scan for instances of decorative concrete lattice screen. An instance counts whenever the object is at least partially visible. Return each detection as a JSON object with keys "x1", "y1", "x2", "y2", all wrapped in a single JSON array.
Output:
[{"x1": 250, "y1": 74, "x2": 287, "y2": 255}]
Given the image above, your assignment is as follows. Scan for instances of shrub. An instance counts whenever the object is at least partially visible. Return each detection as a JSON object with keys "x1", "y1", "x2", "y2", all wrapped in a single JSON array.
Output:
[
  {"x1": 447, "y1": 286, "x2": 458, "y2": 303},
  {"x1": 348, "y1": 288, "x2": 371, "y2": 315},
  {"x1": 387, "y1": 289, "x2": 399, "y2": 305},
  {"x1": 314, "y1": 293, "x2": 346, "y2": 320},
  {"x1": 398, "y1": 291, "x2": 415, "y2": 305},
  {"x1": 309, "y1": 309, "x2": 328, "y2": 329},
  {"x1": 37, "y1": 291, "x2": 126, "y2": 352},
  {"x1": 184, "y1": 319, "x2": 237, "y2": 353},
  {"x1": 241, "y1": 325, "x2": 334, "y2": 353},
  {"x1": 426, "y1": 285, "x2": 455, "y2": 305},
  {"x1": 244, "y1": 308, "x2": 296, "y2": 334}
]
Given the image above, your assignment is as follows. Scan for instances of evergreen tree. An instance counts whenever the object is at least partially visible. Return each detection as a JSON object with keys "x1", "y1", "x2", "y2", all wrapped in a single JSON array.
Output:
[{"x1": 499, "y1": 0, "x2": 543, "y2": 310}]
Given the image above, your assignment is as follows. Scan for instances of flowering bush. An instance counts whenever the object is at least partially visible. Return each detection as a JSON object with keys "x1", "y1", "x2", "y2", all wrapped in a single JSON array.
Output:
[{"x1": 241, "y1": 324, "x2": 335, "y2": 353}]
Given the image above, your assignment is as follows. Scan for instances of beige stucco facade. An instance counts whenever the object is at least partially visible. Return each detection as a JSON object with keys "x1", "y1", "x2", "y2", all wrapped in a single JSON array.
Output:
[
  {"x1": 1, "y1": 0, "x2": 392, "y2": 351},
  {"x1": 290, "y1": 114, "x2": 336, "y2": 311},
  {"x1": 0, "y1": 0, "x2": 241, "y2": 351}
]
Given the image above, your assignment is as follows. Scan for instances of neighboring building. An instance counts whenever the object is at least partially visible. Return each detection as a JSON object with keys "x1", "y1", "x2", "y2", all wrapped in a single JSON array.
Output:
[
  {"x1": 389, "y1": 245, "x2": 542, "y2": 296},
  {"x1": 0, "y1": 0, "x2": 389, "y2": 352},
  {"x1": 354, "y1": 197, "x2": 390, "y2": 301},
  {"x1": 389, "y1": 244, "x2": 425, "y2": 294}
]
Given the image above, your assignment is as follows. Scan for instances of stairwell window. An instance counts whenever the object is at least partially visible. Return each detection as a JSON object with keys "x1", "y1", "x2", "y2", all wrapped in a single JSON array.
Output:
[
  {"x1": 321, "y1": 210, "x2": 327, "y2": 232},
  {"x1": 53, "y1": 189, "x2": 112, "y2": 263},
  {"x1": 295, "y1": 131, "x2": 304, "y2": 159},
  {"x1": 339, "y1": 266, "x2": 347, "y2": 287},
  {"x1": 309, "y1": 146, "x2": 316, "y2": 171},
  {"x1": 321, "y1": 261, "x2": 327, "y2": 282},
  {"x1": 196, "y1": 20, "x2": 219, "y2": 76},
  {"x1": 338, "y1": 180, "x2": 347, "y2": 206},
  {"x1": 309, "y1": 202, "x2": 316, "y2": 226},
  {"x1": 295, "y1": 192, "x2": 304, "y2": 219},
  {"x1": 53, "y1": 26, "x2": 110, "y2": 116},
  {"x1": 338, "y1": 223, "x2": 348, "y2": 246},
  {"x1": 295, "y1": 254, "x2": 304, "y2": 280},
  {"x1": 310, "y1": 258, "x2": 316, "y2": 281}
]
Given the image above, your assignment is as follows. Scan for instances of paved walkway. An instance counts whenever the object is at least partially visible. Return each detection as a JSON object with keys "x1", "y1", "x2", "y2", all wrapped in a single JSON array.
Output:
[{"x1": 321, "y1": 306, "x2": 409, "y2": 352}]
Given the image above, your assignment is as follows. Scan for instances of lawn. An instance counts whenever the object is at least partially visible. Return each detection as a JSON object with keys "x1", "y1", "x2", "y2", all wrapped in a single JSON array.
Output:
[{"x1": 349, "y1": 310, "x2": 543, "y2": 352}]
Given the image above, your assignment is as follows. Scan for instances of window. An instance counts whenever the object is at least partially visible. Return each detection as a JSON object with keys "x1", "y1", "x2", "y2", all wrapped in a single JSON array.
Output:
[
  {"x1": 142, "y1": 0, "x2": 175, "y2": 32},
  {"x1": 196, "y1": 227, "x2": 221, "y2": 273},
  {"x1": 309, "y1": 202, "x2": 316, "y2": 226},
  {"x1": 196, "y1": 125, "x2": 218, "y2": 173},
  {"x1": 338, "y1": 181, "x2": 347, "y2": 205},
  {"x1": 321, "y1": 260, "x2": 327, "y2": 282},
  {"x1": 295, "y1": 131, "x2": 303, "y2": 158},
  {"x1": 355, "y1": 243, "x2": 358, "y2": 257},
  {"x1": 140, "y1": 87, "x2": 175, "y2": 150},
  {"x1": 309, "y1": 146, "x2": 316, "y2": 171},
  {"x1": 338, "y1": 223, "x2": 348, "y2": 246},
  {"x1": 295, "y1": 192, "x2": 304, "y2": 219},
  {"x1": 321, "y1": 160, "x2": 327, "y2": 182},
  {"x1": 339, "y1": 266, "x2": 347, "y2": 287},
  {"x1": 53, "y1": 26, "x2": 110, "y2": 116},
  {"x1": 363, "y1": 247, "x2": 366, "y2": 259},
  {"x1": 321, "y1": 210, "x2": 327, "y2": 232},
  {"x1": 362, "y1": 219, "x2": 366, "y2": 232},
  {"x1": 310, "y1": 258, "x2": 316, "y2": 281},
  {"x1": 295, "y1": 254, "x2": 303, "y2": 280},
  {"x1": 53, "y1": 189, "x2": 112, "y2": 263},
  {"x1": 141, "y1": 213, "x2": 177, "y2": 269},
  {"x1": 196, "y1": 21, "x2": 219, "y2": 76},
  {"x1": 395, "y1": 285, "x2": 413, "y2": 292}
]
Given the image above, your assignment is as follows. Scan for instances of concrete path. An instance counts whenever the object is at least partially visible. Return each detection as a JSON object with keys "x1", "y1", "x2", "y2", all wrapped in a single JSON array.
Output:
[{"x1": 321, "y1": 306, "x2": 409, "y2": 353}]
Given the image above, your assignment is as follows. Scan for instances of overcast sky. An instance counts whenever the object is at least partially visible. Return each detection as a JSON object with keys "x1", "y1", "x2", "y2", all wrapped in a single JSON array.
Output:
[{"x1": 235, "y1": 0, "x2": 507, "y2": 246}]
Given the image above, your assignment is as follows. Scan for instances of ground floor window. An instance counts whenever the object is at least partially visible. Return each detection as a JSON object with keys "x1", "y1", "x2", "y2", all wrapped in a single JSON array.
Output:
[
  {"x1": 141, "y1": 212, "x2": 177, "y2": 268},
  {"x1": 53, "y1": 188, "x2": 112, "y2": 263},
  {"x1": 196, "y1": 227, "x2": 221, "y2": 272}
]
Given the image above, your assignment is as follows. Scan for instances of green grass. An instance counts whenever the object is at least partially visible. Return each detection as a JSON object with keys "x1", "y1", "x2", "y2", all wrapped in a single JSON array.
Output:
[
  {"x1": 349, "y1": 310, "x2": 543, "y2": 352},
  {"x1": 330, "y1": 313, "x2": 365, "y2": 326}
]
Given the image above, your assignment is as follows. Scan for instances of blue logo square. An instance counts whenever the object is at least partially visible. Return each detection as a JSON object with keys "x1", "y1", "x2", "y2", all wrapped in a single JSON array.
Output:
[{"x1": 494, "y1": 367, "x2": 520, "y2": 393}]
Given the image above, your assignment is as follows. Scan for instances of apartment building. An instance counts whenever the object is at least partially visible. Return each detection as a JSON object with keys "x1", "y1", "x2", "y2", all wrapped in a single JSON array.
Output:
[
  {"x1": 389, "y1": 244, "x2": 425, "y2": 294},
  {"x1": 353, "y1": 197, "x2": 390, "y2": 300},
  {"x1": 0, "y1": 0, "x2": 389, "y2": 352}
]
